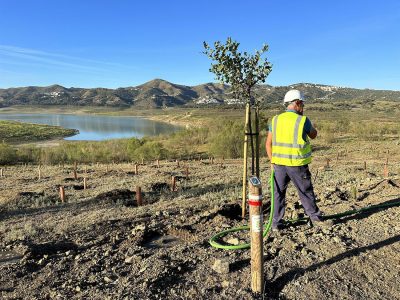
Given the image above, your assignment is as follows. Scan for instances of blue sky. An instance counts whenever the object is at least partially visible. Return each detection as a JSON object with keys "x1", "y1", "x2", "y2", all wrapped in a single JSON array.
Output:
[{"x1": 1, "y1": 0, "x2": 399, "y2": 90}]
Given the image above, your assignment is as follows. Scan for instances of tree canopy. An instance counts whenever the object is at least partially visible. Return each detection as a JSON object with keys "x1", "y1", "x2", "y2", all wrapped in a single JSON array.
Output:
[{"x1": 203, "y1": 37, "x2": 272, "y2": 103}]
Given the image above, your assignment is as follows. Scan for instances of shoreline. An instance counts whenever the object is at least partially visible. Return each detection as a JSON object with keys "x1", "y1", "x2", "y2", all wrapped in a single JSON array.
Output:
[
  {"x1": 0, "y1": 106, "x2": 195, "y2": 146},
  {"x1": 0, "y1": 105, "x2": 208, "y2": 131}
]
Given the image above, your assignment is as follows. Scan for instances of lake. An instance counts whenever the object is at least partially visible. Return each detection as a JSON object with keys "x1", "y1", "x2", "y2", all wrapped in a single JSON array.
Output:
[{"x1": 0, "y1": 113, "x2": 181, "y2": 140}]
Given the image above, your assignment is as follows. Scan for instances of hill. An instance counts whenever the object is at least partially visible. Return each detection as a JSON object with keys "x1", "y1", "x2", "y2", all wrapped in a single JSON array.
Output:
[{"x1": 1, "y1": 80, "x2": 400, "y2": 108}]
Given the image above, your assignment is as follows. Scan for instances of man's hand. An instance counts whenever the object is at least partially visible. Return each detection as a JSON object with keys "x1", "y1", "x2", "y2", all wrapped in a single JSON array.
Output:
[{"x1": 308, "y1": 128, "x2": 318, "y2": 139}]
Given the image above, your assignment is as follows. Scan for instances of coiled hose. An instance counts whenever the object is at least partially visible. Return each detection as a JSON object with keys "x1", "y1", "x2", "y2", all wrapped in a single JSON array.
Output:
[{"x1": 209, "y1": 171, "x2": 400, "y2": 250}]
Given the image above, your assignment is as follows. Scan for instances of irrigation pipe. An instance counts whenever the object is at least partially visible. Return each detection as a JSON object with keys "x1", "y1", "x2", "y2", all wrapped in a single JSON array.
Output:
[{"x1": 209, "y1": 170, "x2": 400, "y2": 250}]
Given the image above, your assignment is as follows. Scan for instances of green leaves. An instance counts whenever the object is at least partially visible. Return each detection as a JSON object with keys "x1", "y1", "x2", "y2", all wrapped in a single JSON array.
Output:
[{"x1": 203, "y1": 37, "x2": 273, "y2": 103}]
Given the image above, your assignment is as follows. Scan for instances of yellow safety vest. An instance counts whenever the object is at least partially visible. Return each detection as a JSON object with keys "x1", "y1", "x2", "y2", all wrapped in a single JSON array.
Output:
[{"x1": 271, "y1": 111, "x2": 312, "y2": 166}]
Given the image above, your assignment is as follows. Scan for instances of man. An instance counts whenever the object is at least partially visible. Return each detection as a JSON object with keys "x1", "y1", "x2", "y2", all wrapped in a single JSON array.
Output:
[{"x1": 266, "y1": 89, "x2": 332, "y2": 231}]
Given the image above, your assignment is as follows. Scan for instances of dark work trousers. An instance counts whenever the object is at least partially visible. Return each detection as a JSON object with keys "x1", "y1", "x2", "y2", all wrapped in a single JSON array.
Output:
[{"x1": 272, "y1": 164, "x2": 322, "y2": 228}]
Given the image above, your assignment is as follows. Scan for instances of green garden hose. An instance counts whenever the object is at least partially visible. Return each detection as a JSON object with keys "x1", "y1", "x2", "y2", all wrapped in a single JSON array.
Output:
[
  {"x1": 209, "y1": 170, "x2": 275, "y2": 250},
  {"x1": 209, "y1": 171, "x2": 400, "y2": 250}
]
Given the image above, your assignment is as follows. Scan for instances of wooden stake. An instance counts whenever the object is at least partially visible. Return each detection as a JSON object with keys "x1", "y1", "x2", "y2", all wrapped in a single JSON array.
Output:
[
  {"x1": 176, "y1": 159, "x2": 180, "y2": 167},
  {"x1": 248, "y1": 176, "x2": 264, "y2": 294},
  {"x1": 242, "y1": 102, "x2": 250, "y2": 218},
  {"x1": 185, "y1": 166, "x2": 189, "y2": 179},
  {"x1": 136, "y1": 186, "x2": 142, "y2": 206},
  {"x1": 59, "y1": 186, "x2": 65, "y2": 203},
  {"x1": 0, "y1": 168, "x2": 3, "y2": 178},
  {"x1": 156, "y1": 159, "x2": 160, "y2": 168},
  {"x1": 211, "y1": 157, "x2": 214, "y2": 165},
  {"x1": 83, "y1": 178, "x2": 87, "y2": 190},
  {"x1": 336, "y1": 151, "x2": 340, "y2": 162},
  {"x1": 73, "y1": 162, "x2": 78, "y2": 180},
  {"x1": 171, "y1": 176, "x2": 176, "y2": 192},
  {"x1": 384, "y1": 164, "x2": 389, "y2": 178},
  {"x1": 351, "y1": 185, "x2": 357, "y2": 201},
  {"x1": 134, "y1": 164, "x2": 138, "y2": 175},
  {"x1": 255, "y1": 105, "x2": 260, "y2": 178},
  {"x1": 141, "y1": 158, "x2": 144, "y2": 165},
  {"x1": 364, "y1": 161, "x2": 367, "y2": 171},
  {"x1": 38, "y1": 165, "x2": 41, "y2": 180},
  {"x1": 326, "y1": 158, "x2": 330, "y2": 168}
]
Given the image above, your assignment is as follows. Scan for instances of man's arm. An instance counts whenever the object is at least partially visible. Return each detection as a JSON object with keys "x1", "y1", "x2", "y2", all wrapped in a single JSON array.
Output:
[
  {"x1": 266, "y1": 131, "x2": 273, "y2": 161},
  {"x1": 305, "y1": 118, "x2": 317, "y2": 139}
]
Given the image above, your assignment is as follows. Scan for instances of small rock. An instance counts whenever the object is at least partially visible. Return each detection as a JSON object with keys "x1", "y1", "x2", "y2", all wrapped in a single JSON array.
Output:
[
  {"x1": 222, "y1": 280, "x2": 230, "y2": 288},
  {"x1": 226, "y1": 238, "x2": 240, "y2": 245},
  {"x1": 124, "y1": 256, "x2": 134, "y2": 264},
  {"x1": 322, "y1": 229, "x2": 331, "y2": 234},
  {"x1": 75, "y1": 286, "x2": 81, "y2": 292},
  {"x1": 132, "y1": 224, "x2": 146, "y2": 234},
  {"x1": 104, "y1": 276, "x2": 113, "y2": 283},
  {"x1": 268, "y1": 247, "x2": 278, "y2": 255},
  {"x1": 212, "y1": 258, "x2": 230, "y2": 274},
  {"x1": 333, "y1": 237, "x2": 341, "y2": 243}
]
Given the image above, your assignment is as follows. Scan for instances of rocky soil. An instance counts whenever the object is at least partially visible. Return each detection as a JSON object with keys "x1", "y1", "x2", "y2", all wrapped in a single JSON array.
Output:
[{"x1": 0, "y1": 140, "x2": 399, "y2": 299}]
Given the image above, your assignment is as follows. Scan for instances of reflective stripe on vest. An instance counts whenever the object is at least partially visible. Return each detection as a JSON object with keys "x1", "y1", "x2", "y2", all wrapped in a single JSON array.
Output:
[{"x1": 271, "y1": 112, "x2": 312, "y2": 166}]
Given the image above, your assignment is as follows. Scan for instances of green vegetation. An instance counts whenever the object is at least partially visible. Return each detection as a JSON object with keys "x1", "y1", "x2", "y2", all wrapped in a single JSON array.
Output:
[
  {"x1": 1, "y1": 106, "x2": 400, "y2": 165},
  {"x1": 0, "y1": 120, "x2": 78, "y2": 143}
]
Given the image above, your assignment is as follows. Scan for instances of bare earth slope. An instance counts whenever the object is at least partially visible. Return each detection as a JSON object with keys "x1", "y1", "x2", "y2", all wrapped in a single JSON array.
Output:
[{"x1": 0, "y1": 141, "x2": 399, "y2": 299}]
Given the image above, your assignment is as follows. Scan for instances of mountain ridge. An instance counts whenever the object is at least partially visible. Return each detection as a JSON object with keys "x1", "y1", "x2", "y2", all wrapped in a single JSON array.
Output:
[{"x1": 1, "y1": 80, "x2": 399, "y2": 108}]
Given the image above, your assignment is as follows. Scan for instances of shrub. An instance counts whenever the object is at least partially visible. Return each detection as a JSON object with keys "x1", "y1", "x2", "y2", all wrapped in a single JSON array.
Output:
[
  {"x1": 133, "y1": 141, "x2": 169, "y2": 161},
  {"x1": 209, "y1": 120, "x2": 243, "y2": 158},
  {"x1": 0, "y1": 142, "x2": 17, "y2": 164},
  {"x1": 322, "y1": 124, "x2": 336, "y2": 144}
]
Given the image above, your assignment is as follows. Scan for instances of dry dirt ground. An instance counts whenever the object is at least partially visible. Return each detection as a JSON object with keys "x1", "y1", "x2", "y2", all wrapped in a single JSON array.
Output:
[{"x1": 0, "y1": 140, "x2": 399, "y2": 300}]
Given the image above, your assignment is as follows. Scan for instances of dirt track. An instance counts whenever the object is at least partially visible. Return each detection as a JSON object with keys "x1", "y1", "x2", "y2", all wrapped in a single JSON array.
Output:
[{"x1": 0, "y1": 142, "x2": 399, "y2": 299}]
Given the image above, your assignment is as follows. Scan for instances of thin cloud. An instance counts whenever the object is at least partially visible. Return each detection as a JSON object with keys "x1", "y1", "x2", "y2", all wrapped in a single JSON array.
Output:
[{"x1": 0, "y1": 45, "x2": 137, "y2": 73}]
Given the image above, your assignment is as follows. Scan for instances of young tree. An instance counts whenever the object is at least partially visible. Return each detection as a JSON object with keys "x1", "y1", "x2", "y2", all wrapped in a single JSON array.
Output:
[{"x1": 203, "y1": 37, "x2": 272, "y2": 217}]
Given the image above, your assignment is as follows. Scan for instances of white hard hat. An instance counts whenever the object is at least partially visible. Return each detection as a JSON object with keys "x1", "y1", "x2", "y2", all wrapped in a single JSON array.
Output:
[{"x1": 283, "y1": 89, "x2": 305, "y2": 103}]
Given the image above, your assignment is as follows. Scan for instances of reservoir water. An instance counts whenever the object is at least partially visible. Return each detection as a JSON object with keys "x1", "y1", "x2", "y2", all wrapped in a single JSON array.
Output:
[{"x1": 0, "y1": 113, "x2": 181, "y2": 140}]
